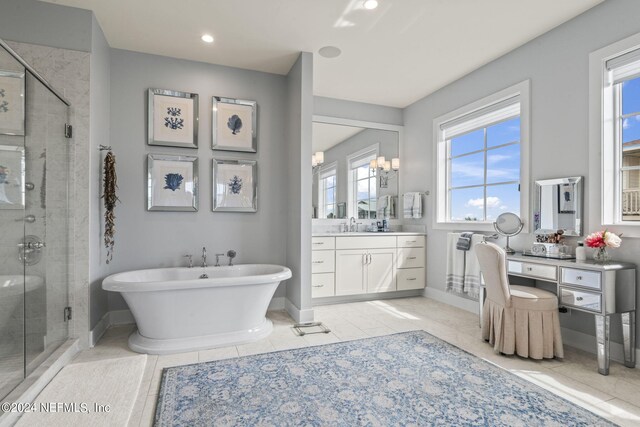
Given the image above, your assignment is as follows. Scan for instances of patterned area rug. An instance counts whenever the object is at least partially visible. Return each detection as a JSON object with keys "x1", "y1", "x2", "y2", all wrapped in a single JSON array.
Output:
[{"x1": 155, "y1": 331, "x2": 614, "y2": 426}]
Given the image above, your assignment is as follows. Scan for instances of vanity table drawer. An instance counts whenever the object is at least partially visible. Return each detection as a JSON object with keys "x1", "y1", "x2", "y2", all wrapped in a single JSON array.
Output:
[
  {"x1": 560, "y1": 287, "x2": 602, "y2": 313},
  {"x1": 312, "y1": 237, "x2": 335, "y2": 250},
  {"x1": 312, "y1": 250, "x2": 335, "y2": 273},
  {"x1": 312, "y1": 273, "x2": 335, "y2": 298},
  {"x1": 397, "y1": 247, "x2": 425, "y2": 269},
  {"x1": 508, "y1": 261, "x2": 557, "y2": 281},
  {"x1": 561, "y1": 268, "x2": 601, "y2": 290},
  {"x1": 397, "y1": 268, "x2": 425, "y2": 290},
  {"x1": 397, "y1": 235, "x2": 425, "y2": 248}
]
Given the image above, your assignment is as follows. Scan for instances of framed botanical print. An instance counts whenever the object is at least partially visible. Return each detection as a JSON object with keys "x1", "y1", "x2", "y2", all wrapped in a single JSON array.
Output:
[
  {"x1": 0, "y1": 145, "x2": 25, "y2": 209},
  {"x1": 0, "y1": 71, "x2": 25, "y2": 136},
  {"x1": 212, "y1": 97, "x2": 257, "y2": 152},
  {"x1": 148, "y1": 88, "x2": 198, "y2": 148},
  {"x1": 147, "y1": 154, "x2": 198, "y2": 211},
  {"x1": 212, "y1": 158, "x2": 257, "y2": 212}
]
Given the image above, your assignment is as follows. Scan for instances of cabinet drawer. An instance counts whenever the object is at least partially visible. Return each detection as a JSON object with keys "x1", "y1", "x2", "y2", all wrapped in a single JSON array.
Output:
[
  {"x1": 312, "y1": 237, "x2": 335, "y2": 250},
  {"x1": 397, "y1": 235, "x2": 425, "y2": 248},
  {"x1": 312, "y1": 250, "x2": 335, "y2": 273},
  {"x1": 560, "y1": 287, "x2": 602, "y2": 313},
  {"x1": 508, "y1": 261, "x2": 557, "y2": 281},
  {"x1": 397, "y1": 268, "x2": 425, "y2": 290},
  {"x1": 336, "y1": 236, "x2": 396, "y2": 250},
  {"x1": 312, "y1": 273, "x2": 335, "y2": 298},
  {"x1": 561, "y1": 268, "x2": 601, "y2": 290},
  {"x1": 397, "y1": 247, "x2": 425, "y2": 269}
]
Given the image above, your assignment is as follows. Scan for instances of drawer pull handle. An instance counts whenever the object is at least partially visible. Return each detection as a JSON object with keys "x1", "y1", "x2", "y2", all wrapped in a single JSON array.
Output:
[
  {"x1": 312, "y1": 284, "x2": 324, "y2": 288},
  {"x1": 313, "y1": 261, "x2": 324, "y2": 264},
  {"x1": 526, "y1": 267, "x2": 533, "y2": 271},
  {"x1": 576, "y1": 276, "x2": 582, "y2": 280},
  {"x1": 313, "y1": 242, "x2": 324, "y2": 245},
  {"x1": 576, "y1": 296, "x2": 583, "y2": 301},
  {"x1": 407, "y1": 256, "x2": 417, "y2": 260},
  {"x1": 406, "y1": 240, "x2": 416, "y2": 243},
  {"x1": 407, "y1": 278, "x2": 417, "y2": 281}
]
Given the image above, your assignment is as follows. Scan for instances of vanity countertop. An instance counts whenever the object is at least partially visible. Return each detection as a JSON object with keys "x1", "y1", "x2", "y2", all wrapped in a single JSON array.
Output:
[
  {"x1": 312, "y1": 232, "x2": 426, "y2": 237},
  {"x1": 509, "y1": 252, "x2": 636, "y2": 271}
]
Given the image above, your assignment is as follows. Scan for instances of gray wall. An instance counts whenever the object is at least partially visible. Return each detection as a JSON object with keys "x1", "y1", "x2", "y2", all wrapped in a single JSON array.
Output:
[
  {"x1": 285, "y1": 53, "x2": 314, "y2": 319},
  {"x1": 105, "y1": 49, "x2": 290, "y2": 313},
  {"x1": 88, "y1": 15, "x2": 111, "y2": 328},
  {"x1": 314, "y1": 96, "x2": 403, "y2": 126},
  {"x1": 402, "y1": 0, "x2": 640, "y2": 347},
  {"x1": 0, "y1": 0, "x2": 92, "y2": 52}
]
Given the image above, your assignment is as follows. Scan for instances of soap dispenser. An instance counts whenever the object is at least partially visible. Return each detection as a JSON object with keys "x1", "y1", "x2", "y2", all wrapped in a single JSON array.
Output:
[{"x1": 575, "y1": 241, "x2": 586, "y2": 261}]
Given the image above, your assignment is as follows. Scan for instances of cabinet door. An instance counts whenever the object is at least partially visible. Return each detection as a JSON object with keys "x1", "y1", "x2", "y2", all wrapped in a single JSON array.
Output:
[
  {"x1": 367, "y1": 249, "x2": 396, "y2": 293},
  {"x1": 335, "y1": 250, "x2": 366, "y2": 295}
]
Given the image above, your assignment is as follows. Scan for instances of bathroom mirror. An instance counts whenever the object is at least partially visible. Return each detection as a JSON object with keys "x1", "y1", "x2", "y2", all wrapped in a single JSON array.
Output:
[
  {"x1": 494, "y1": 212, "x2": 523, "y2": 254},
  {"x1": 311, "y1": 117, "x2": 399, "y2": 220},
  {"x1": 533, "y1": 176, "x2": 583, "y2": 236}
]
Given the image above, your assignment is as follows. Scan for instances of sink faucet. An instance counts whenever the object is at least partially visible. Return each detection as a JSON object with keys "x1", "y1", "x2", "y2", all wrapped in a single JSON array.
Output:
[
  {"x1": 349, "y1": 217, "x2": 356, "y2": 232},
  {"x1": 201, "y1": 247, "x2": 207, "y2": 268}
]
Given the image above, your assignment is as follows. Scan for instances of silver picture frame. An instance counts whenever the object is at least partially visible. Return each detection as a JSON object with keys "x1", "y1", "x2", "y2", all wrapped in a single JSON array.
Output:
[
  {"x1": 0, "y1": 71, "x2": 25, "y2": 136},
  {"x1": 148, "y1": 88, "x2": 199, "y2": 148},
  {"x1": 147, "y1": 154, "x2": 199, "y2": 211},
  {"x1": 211, "y1": 96, "x2": 257, "y2": 152},
  {"x1": 212, "y1": 158, "x2": 257, "y2": 212}
]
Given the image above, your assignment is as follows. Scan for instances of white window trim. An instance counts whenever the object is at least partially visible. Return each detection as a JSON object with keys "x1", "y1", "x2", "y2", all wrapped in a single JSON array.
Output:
[
  {"x1": 317, "y1": 161, "x2": 337, "y2": 219},
  {"x1": 432, "y1": 80, "x2": 531, "y2": 232},
  {"x1": 589, "y1": 32, "x2": 640, "y2": 238},
  {"x1": 346, "y1": 144, "x2": 379, "y2": 219}
]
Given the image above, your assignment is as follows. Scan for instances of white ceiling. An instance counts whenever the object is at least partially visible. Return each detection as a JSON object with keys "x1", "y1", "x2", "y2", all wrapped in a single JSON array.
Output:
[
  {"x1": 312, "y1": 122, "x2": 365, "y2": 153},
  {"x1": 42, "y1": 0, "x2": 603, "y2": 107}
]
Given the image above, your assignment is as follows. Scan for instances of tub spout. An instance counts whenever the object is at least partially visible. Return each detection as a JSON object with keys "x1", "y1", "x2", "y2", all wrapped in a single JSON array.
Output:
[{"x1": 201, "y1": 247, "x2": 207, "y2": 268}]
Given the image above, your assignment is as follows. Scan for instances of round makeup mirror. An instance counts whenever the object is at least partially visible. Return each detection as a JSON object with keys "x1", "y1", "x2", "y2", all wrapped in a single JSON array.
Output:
[{"x1": 494, "y1": 212, "x2": 523, "y2": 254}]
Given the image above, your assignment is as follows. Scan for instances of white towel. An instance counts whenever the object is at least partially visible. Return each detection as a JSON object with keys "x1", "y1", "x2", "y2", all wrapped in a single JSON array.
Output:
[
  {"x1": 463, "y1": 234, "x2": 484, "y2": 300},
  {"x1": 403, "y1": 193, "x2": 414, "y2": 219},
  {"x1": 446, "y1": 233, "x2": 465, "y2": 295},
  {"x1": 377, "y1": 195, "x2": 390, "y2": 219},
  {"x1": 412, "y1": 192, "x2": 422, "y2": 218}
]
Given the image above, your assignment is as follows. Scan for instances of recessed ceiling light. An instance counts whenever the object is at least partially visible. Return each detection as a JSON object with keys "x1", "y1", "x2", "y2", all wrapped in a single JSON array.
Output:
[
  {"x1": 201, "y1": 34, "x2": 214, "y2": 43},
  {"x1": 363, "y1": 0, "x2": 378, "y2": 10},
  {"x1": 319, "y1": 46, "x2": 342, "y2": 59}
]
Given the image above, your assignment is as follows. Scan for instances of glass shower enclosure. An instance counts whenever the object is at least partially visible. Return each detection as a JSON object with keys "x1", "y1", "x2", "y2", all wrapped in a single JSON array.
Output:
[{"x1": 0, "y1": 40, "x2": 71, "y2": 400}]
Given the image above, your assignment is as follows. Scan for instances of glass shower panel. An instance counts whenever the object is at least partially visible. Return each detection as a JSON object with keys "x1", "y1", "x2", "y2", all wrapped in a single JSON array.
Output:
[
  {"x1": 23, "y1": 73, "x2": 70, "y2": 375},
  {"x1": 0, "y1": 47, "x2": 26, "y2": 400}
]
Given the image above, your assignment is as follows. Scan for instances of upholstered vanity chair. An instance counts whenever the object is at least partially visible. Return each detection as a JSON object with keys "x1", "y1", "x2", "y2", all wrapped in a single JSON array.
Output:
[{"x1": 475, "y1": 242, "x2": 564, "y2": 359}]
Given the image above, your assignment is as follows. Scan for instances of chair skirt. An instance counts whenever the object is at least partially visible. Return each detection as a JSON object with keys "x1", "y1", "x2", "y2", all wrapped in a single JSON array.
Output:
[{"x1": 482, "y1": 299, "x2": 564, "y2": 359}]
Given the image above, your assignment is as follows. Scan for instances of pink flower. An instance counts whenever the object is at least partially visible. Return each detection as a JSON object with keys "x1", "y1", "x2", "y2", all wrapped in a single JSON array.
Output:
[{"x1": 585, "y1": 230, "x2": 622, "y2": 249}]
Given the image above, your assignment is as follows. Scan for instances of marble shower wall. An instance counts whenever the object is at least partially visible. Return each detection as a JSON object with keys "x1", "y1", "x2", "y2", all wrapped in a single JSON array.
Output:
[{"x1": 4, "y1": 41, "x2": 91, "y2": 349}]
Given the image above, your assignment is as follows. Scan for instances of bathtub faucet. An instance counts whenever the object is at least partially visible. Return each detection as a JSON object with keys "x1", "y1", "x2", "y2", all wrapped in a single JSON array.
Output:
[
  {"x1": 215, "y1": 253, "x2": 225, "y2": 267},
  {"x1": 227, "y1": 250, "x2": 236, "y2": 266},
  {"x1": 201, "y1": 247, "x2": 207, "y2": 268}
]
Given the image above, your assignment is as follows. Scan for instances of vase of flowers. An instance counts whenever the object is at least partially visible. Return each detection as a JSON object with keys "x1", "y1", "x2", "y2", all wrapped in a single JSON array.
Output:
[{"x1": 584, "y1": 230, "x2": 622, "y2": 263}]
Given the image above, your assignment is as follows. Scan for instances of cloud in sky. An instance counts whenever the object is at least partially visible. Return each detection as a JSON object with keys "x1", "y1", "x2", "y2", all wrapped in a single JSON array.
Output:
[{"x1": 466, "y1": 196, "x2": 501, "y2": 209}]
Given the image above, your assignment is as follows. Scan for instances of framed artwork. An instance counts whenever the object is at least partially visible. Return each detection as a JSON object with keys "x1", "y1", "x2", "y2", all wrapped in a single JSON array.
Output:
[
  {"x1": 148, "y1": 88, "x2": 198, "y2": 148},
  {"x1": 0, "y1": 145, "x2": 25, "y2": 209},
  {"x1": 0, "y1": 71, "x2": 25, "y2": 136},
  {"x1": 212, "y1": 158, "x2": 257, "y2": 212},
  {"x1": 147, "y1": 154, "x2": 198, "y2": 211},
  {"x1": 558, "y1": 183, "x2": 575, "y2": 214},
  {"x1": 212, "y1": 96, "x2": 257, "y2": 152}
]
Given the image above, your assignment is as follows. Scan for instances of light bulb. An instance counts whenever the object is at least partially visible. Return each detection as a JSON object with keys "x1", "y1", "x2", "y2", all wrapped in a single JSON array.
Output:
[
  {"x1": 391, "y1": 158, "x2": 400, "y2": 170},
  {"x1": 363, "y1": 0, "x2": 379, "y2": 10},
  {"x1": 377, "y1": 156, "x2": 386, "y2": 168},
  {"x1": 383, "y1": 161, "x2": 391, "y2": 172},
  {"x1": 201, "y1": 34, "x2": 214, "y2": 43},
  {"x1": 369, "y1": 159, "x2": 377, "y2": 170},
  {"x1": 315, "y1": 151, "x2": 324, "y2": 164}
]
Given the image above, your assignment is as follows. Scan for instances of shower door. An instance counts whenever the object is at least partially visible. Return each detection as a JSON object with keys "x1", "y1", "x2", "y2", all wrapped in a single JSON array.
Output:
[{"x1": 0, "y1": 42, "x2": 71, "y2": 400}]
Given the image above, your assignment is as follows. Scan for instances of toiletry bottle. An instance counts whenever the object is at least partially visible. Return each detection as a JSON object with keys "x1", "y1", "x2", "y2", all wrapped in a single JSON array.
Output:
[
  {"x1": 382, "y1": 219, "x2": 388, "y2": 232},
  {"x1": 575, "y1": 241, "x2": 586, "y2": 261}
]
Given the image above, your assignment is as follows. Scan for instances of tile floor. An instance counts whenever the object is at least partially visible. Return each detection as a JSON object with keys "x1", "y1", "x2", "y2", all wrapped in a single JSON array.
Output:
[{"x1": 44, "y1": 297, "x2": 640, "y2": 426}]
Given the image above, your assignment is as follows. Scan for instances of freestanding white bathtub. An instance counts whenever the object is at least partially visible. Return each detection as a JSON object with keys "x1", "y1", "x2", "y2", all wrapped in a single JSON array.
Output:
[{"x1": 102, "y1": 264, "x2": 291, "y2": 355}]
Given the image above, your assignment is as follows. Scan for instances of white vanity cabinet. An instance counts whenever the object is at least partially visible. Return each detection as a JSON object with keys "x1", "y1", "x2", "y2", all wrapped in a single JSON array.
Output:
[
  {"x1": 311, "y1": 237, "x2": 336, "y2": 298},
  {"x1": 314, "y1": 233, "x2": 426, "y2": 299}
]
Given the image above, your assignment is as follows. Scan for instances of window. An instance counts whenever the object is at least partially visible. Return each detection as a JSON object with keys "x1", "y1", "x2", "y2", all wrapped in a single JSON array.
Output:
[
  {"x1": 347, "y1": 146, "x2": 378, "y2": 219},
  {"x1": 434, "y1": 81, "x2": 530, "y2": 229},
  {"x1": 591, "y1": 34, "x2": 640, "y2": 236},
  {"x1": 318, "y1": 164, "x2": 337, "y2": 218}
]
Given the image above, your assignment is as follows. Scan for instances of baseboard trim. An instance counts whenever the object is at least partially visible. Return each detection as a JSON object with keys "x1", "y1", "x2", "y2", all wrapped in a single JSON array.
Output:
[
  {"x1": 285, "y1": 299, "x2": 314, "y2": 323},
  {"x1": 423, "y1": 287, "x2": 479, "y2": 314}
]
